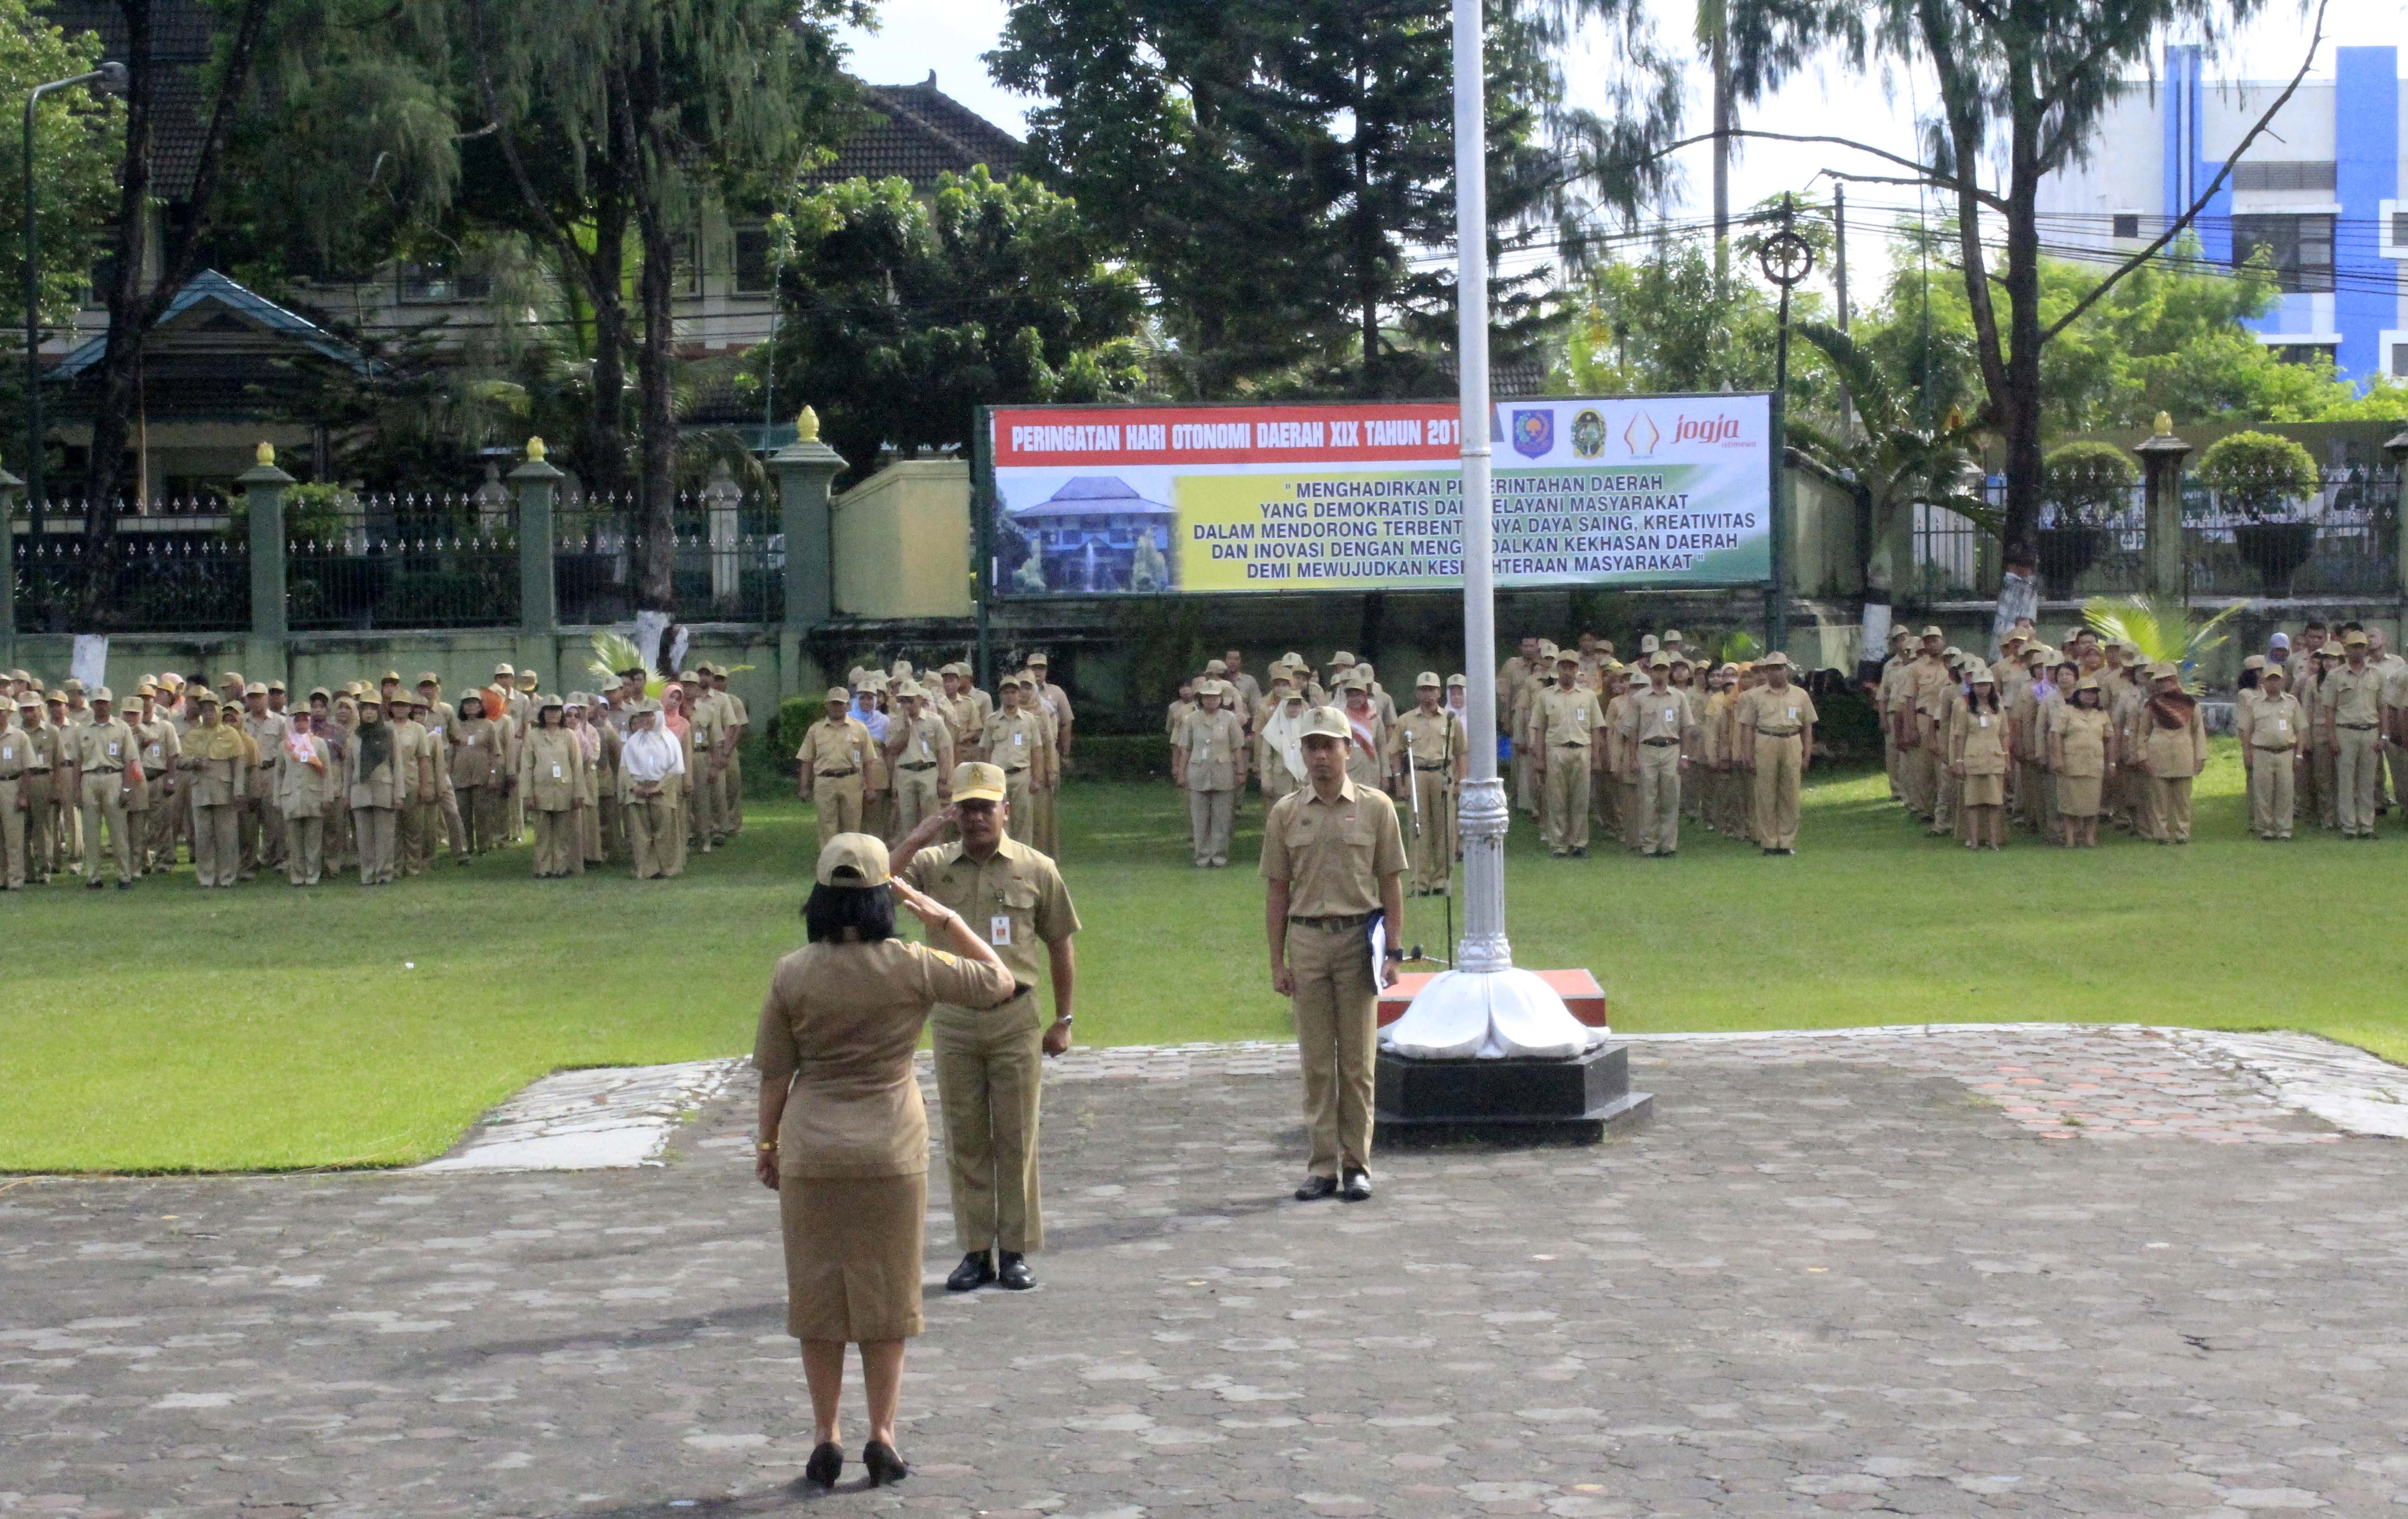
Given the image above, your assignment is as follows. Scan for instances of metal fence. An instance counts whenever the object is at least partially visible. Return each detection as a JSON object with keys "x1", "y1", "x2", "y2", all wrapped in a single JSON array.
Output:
[
  {"x1": 554, "y1": 490, "x2": 782, "y2": 627},
  {"x1": 287, "y1": 492, "x2": 521, "y2": 631},
  {"x1": 11, "y1": 500, "x2": 249, "y2": 633}
]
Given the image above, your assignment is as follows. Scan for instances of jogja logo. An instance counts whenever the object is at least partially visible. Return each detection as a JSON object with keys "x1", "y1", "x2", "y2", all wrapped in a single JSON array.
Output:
[
  {"x1": 1623, "y1": 410, "x2": 1660, "y2": 457},
  {"x1": 1673, "y1": 414, "x2": 1743, "y2": 445}
]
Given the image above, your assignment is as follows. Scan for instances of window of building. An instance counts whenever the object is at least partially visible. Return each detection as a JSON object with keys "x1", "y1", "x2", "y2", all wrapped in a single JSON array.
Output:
[
  {"x1": 397, "y1": 261, "x2": 492, "y2": 304},
  {"x1": 672, "y1": 230, "x2": 700, "y2": 297},
  {"x1": 2393, "y1": 211, "x2": 2408, "y2": 248},
  {"x1": 2231, "y1": 214, "x2": 2335, "y2": 293},
  {"x1": 2392, "y1": 342, "x2": 2408, "y2": 379},
  {"x1": 733, "y1": 225, "x2": 777, "y2": 294},
  {"x1": 2271, "y1": 342, "x2": 2337, "y2": 368},
  {"x1": 2230, "y1": 160, "x2": 2337, "y2": 191},
  {"x1": 2111, "y1": 213, "x2": 2141, "y2": 239}
]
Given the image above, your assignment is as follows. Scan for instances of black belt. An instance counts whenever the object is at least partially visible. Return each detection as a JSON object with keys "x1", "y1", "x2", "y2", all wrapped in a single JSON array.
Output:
[
  {"x1": 1413, "y1": 761, "x2": 1448, "y2": 771},
  {"x1": 1756, "y1": 729, "x2": 1802, "y2": 738},
  {"x1": 1289, "y1": 912, "x2": 1374, "y2": 931},
  {"x1": 899, "y1": 761, "x2": 936, "y2": 772},
  {"x1": 89, "y1": 766, "x2": 124, "y2": 773},
  {"x1": 816, "y1": 767, "x2": 857, "y2": 778},
  {"x1": 1642, "y1": 737, "x2": 1678, "y2": 747},
  {"x1": 2254, "y1": 744, "x2": 2298, "y2": 751},
  {"x1": 1003, "y1": 766, "x2": 1029, "y2": 774},
  {"x1": 2340, "y1": 723, "x2": 2378, "y2": 730}
]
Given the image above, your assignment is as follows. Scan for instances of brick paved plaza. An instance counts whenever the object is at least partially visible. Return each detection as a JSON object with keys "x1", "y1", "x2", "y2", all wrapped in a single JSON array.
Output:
[{"x1": 9, "y1": 1028, "x2": 2408, "y2": 1518}]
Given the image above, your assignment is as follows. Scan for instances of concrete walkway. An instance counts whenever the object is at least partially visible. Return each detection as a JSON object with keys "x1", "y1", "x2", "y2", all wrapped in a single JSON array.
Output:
[{"x1": 7, "y1": 1028, "x2": 2408, "y2": 1517}]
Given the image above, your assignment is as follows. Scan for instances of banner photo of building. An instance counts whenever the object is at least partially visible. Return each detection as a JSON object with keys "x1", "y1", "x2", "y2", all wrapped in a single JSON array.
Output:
[{"x1": 980, "y1": 396, "x2": 1774, "y2": 598}]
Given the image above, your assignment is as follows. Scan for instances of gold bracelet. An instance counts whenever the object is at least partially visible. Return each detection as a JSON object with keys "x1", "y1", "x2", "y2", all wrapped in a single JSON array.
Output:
[{"x1": 755, "y1": 1139, "x2": 778, "y2": 1153}]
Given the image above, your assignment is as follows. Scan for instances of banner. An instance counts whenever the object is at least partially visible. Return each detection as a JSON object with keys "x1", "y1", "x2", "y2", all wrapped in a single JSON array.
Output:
[{"x1": 982, "y1": 396, "x2": 1774, "y2": 597}]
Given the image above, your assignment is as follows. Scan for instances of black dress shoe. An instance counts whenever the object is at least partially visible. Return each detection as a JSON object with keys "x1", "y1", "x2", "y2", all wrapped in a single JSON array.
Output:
[
  {"x1": 1341, "y1": 1170, "x2": 1373, "y2": 1202},
  {"x1": 803, "y1": 1441, "x2": 842, "y2": 1488},
  {"x1": 1294, "y1": 1174, "x2": 1340, "y2": 1201},
  {"x1": 996, "y1": 1251, "x2": 1035, "y2": 1290},
  {"x1": 945, "y1": 1250, "x2": 995, "y2": 1292},
  {"x1": 862, "y1": 1439, "x2": 909, "y2": 1486}
]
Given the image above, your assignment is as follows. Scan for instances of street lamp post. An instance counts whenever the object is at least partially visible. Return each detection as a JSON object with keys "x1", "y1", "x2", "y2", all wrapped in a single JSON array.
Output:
[{"x1": 23, "y1": 61, "x2": 125, "y2": 543}]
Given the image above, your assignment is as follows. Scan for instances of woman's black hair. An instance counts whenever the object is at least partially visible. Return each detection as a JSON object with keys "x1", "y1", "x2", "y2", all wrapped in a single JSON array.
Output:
[
  {"x1": 1964, "y1": 683, "x2": 2000, "y2": 714},
  {"x1": 2238, "y1": 666, "x2": 2260, "y2": 691},
  {"x1": 804, "y1": 882, "x2": 896, "y2": 943},
  {"x1": 2075, "y1": 686, "x2": 2101, "y2": 707}
]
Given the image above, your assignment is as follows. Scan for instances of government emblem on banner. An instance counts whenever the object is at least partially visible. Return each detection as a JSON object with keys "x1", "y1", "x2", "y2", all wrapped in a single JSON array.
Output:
[
  {"x1": 1570, "y1": 408, "x2": 1607, "y2": 459},
  {"x1": 1510, "y1": 409, "x2": 1554, "y2": 458}
]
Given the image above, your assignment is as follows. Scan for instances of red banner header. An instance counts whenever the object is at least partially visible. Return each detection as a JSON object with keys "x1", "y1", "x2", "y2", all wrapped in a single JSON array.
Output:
[{"x1": 990, "y1": 404, "x2": 1466, "y2": 468}]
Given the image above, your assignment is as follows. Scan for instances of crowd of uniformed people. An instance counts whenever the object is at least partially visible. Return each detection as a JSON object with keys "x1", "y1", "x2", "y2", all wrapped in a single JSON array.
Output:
[
  {"x1": 1874, "y1": 616, "x2": 2408, "y2": 847},
  {"x1": 0, "y1": 660, "x2": 752, "y2": 889}
]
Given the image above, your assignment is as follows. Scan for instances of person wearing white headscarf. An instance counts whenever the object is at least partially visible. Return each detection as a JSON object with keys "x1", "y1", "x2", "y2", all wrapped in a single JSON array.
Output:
[{"x1": 1259, "y1": 691, "x2": 1310, "y2": 807}]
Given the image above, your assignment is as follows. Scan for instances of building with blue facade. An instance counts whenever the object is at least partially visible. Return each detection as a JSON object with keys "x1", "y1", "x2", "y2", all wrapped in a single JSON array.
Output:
[{"x1": 2037, "y1": 45, "x2": 2404, "y2": 387}]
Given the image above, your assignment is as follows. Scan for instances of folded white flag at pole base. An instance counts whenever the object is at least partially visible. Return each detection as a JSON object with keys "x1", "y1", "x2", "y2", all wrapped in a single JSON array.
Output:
[{"x1": 1380, "y1": 968, "x2": 1608, "y2": 1060}]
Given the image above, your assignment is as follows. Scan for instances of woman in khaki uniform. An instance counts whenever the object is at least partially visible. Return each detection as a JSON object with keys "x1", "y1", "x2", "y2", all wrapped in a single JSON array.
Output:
[
  {"x1": 753, "y1": 833, "x2": 1014, "y2": 1489},
  {"x1": 450, "y1": 691, "x2": 504, "y2": 854},
  {"x1": 2136, "y1": 661, "x2": 2208, "y2": 845},
  {"x1": 273, "y1": 710, "x2": 334, "y2": 885},
  {"x1": 1950, "y1": 671, "x2": 2010, "y2": 850},
  {"x1": 2050, "y1": 676, "x2": 2116, "y2": 848},
  {"x1": 347, "y1": 699, "x2": 402, "y2": 885},
  {"x1": 517, "y1": 696, "x2": 588, "y2": 877},
  {"x1": 180, "y1": 695, "x2": 251, "y2": 887}
]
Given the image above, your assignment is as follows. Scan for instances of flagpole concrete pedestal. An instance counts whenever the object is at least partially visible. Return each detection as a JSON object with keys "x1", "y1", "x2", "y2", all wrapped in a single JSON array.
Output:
[{"x1": 1375, "y1": 1041, "x2": 1652, "y2": 1146}]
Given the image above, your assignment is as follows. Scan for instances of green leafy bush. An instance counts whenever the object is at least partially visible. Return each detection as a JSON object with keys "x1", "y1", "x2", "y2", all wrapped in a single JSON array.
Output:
[
  {"x1": 2195, "y1": 431, "x2": 2319, "y2": 521},
  {"x1": 2041, "y1": 441, "x2": 2137, "y2": 528}
]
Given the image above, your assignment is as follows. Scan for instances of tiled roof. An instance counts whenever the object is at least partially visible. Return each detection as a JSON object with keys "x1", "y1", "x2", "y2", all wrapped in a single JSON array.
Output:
[
  {"x1": 805, "y1": 76, "x2": 1025, "y2": 190},
  {"x1": 43, "y1": 0, "x2": 215, "y2": 199}
]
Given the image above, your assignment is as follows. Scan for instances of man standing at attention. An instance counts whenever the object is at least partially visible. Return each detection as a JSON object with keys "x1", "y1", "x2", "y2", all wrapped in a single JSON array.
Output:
[
  {"x1": 897, "y1": 763, "x2": 1081, "y2": 1293},
  {"x1": 1174, "y1": 678, "x2": 1247, "y2": 868},
  {"x1": 883, "y1": 681, "x2": 955, "y2": 845},
  {"x1": 1387, "y1": 672, "x2": 1466, "y2": 895},
  {"x1": 2326, "y1": 631, "x2": 2386, "y2": 838},
  {"x1": 1618, "y1": 655, "x2": 1695, "y2": 858},
  {"x1": 1261, "y1": 707, "x2": 1407, "y2": 1205},
  {"x1": 1531, "y1": 650, "x2": 1600, "y2": 857},
  {"x1": 1738, "y1": 652, "x2": 1817, "y2": 854},
  {"x1": 72, "y1": 688, "x2": 139, "y2": 890},
  {"x1": 794, "y1": 687, "x2": 876, "y2": 859}
]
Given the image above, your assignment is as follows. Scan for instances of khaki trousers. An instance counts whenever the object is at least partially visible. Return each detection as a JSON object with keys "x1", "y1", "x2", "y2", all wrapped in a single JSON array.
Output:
[
  {"x1": 1541, "y1": 746, "x2": 1590, "y2": 852},
  {"x1": 1000, "y1": 770, "x2": 1033, "y2": 841},
  {"x1": 1288, "y1": 920, "x2": 1376, "y2": 1179},
  {"x1": 724, "y1": 750, "x2": 744, "y2": 834},
  {"x1": 595, "y1": 792, "x2": 620, "y2": 861},
  {"x1": 193, "y1": 803, "x2": 240, "y2": 886},
  {"x1": 2336, "y1": 727, "x2": 2382, "y2": 835},
  {"x1": 22, "y1": 783, "x2": 55, "y2": 878},
  {"x1": 1754, "y1": 735, "x2": 1804, "y2": 850},
  {"x1": 811, "y1": 773, "x2": 864, "y2": 858},
  {"x1": 2248, "y1": 750, "x2": 2297, "y2": 838},
  {"x1": 1187, "y1": 786, "x2": 1235, "y2": 864},
  {"x1": 80, "y1": 772, "x2": 132, "y2": 885},
  {"x1": 1512, "y1": 747, "x2": 1536, "y2": 816},
  {"x1": 2150, "y1": 774, "x2": 2195, "y2": 844},
  {"x1": 400, "y1": 797, "x2": 437, "y2": 875},
  {"x1": 531, "y1": 808, "x2": 582, "y2": 876},
  {"x1": 438, "y1": 786, "x2": 469, "y2": 859},
  {"x1": 1636, "y1": 742, "x2": 1681, "y2": 855},
  {"x1": 1884, "y1": 726, "x2": 1901, "y2": 799},
  {"x1": 894, "y1": 765, "x2": 942, "y2": 841},
  {"x1": 1032, "y1": 782, "x2": 1060, "y2": 858},
  {"x1": 469, "y1": 786, "x2": 507, "y2": 854},
  {"x1": 284, "y1": 814, "x2": 324, "y2": 884},
  {"x1": 1932, "y1": 754, "x2": 1957, "y2": 834},
  {"x1": 355, "y1": 805, "x2": 397, "y2": 884},
  {"x1": 1402, "y1": 771, "x2": 1454, "y2": 892},
  {"x1": 0, "y1": 780, "x2": 23, "y2": 887},
  {"x1": 146, "y1": 791, "x2": 179, "y2": 872},
  {"x1": 626, "y1": 792, "x2": 679, "y2": 878},
  {"x1": 2311, "y1": 745, "x2": 2339, "y2": 829},
  {"x1": 1903, "y1": 739, "x2": 1935, "y2": 818},
  {"x1": 932, "y1": 997, "x2": 1046, "y2": 1254}
]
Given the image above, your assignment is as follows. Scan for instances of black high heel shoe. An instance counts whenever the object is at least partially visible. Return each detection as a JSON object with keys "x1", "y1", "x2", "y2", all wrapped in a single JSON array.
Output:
[
  {"x1": 803, "y1": 1441, "x2": 842, "y2": 1488},
  {"x1": 862, "y1": 1440, "x2": 909, "y2": 1486}
]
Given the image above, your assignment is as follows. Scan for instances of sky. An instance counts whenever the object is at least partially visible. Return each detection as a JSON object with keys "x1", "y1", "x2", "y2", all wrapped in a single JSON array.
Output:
[{"x1": 838, "y1": 0, "x2": 2408, "y2": 296}]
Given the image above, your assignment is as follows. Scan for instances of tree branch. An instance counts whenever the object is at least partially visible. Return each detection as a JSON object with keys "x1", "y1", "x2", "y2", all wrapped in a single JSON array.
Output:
[
  {"x1": 462, "y1": 0, "x2": 603, "y2": 303},
  {"x1": 136, "y1": 0, "x2": 274, "y2": 330},
  {"x1": 1628, "y1": 128, "x2": 2007, "y2": 210},
  {"x1": 2040, "y1": 0, "x2": 2329, "y2": 343}
]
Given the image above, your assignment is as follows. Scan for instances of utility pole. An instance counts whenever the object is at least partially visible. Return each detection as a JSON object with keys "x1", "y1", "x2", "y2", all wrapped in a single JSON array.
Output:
[{"x1": 22, "y1": 63, "x2": 125, "y2": 541}]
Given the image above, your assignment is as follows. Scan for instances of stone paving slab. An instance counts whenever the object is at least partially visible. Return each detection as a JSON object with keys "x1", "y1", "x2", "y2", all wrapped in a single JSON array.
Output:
[
  {"x1": 418, "y1": 1061, "x2": 747, "y2": 1173},
  {"x1": 10, "y1": 1038, "x2": 2408, "y2": 1518}
]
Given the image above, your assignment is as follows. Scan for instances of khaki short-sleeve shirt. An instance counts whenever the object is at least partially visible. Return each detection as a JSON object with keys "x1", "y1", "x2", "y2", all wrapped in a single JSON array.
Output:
[
  {"x1": 904, "y1": 836, "x2": 1080, "y2": 988},
  {"x1": 2244, "y1": 691, "x2": 2303, "y2": 750},
  {"x1": 1738, "y1": 685, "x2": 1817, "y2": 737},
  {"x1": 1258, "y1": 777, "x2": 1407, "y2": 917},
  {"x1": 754, "y1": 938, "x2": 1015, "y2": 1178},
  {"x1": 70, "y1": 718, "x2": 136, "y2": 771},
  {"x1": 2328, "y1": 665, "x2": 2386, "y2": 727}
]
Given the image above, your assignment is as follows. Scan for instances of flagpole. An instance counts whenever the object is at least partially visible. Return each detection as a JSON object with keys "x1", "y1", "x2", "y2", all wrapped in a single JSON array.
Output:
[{"x1": 1451, "y1": 0, "x2": 1510, "y2": 976}]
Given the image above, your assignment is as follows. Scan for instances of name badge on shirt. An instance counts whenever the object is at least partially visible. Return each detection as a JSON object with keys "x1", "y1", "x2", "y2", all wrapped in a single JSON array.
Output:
[
  {"x1": 1979, "y1": 714, "x2": 1990, "y2": 727},
  {"x1": 2277, "y1": 719, "x2": 2290, "y2": 732},
  {"x1": 1788, "y1": 706, "x2": 1799, "y2": 720},
  {"x1": 108, "y1": 741, "x2": 120, "y2": 755},
  {"x1": 1013, "y1": 733, "x2": 1025, "y2": 747},
  {"x1": 1662, "y1": 707, "x2": 1675, "y2": 722},
  {"x1": 990, "y1": 914, "x2": 1014, "y2": 947},
  {"x1": 551, "y1": 763, "x2": 563, "y2": 779}
]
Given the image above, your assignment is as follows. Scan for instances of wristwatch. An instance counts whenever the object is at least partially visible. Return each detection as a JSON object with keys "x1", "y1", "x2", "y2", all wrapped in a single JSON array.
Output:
[{"x1": 755, "y1": 1139, "x2": 778, "y2": 1153}]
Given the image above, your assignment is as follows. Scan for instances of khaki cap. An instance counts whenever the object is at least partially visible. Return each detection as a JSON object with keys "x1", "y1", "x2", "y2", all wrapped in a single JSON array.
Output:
[
  {"x1": 381, "y1": 669, "x2": 403, "y2": 684},
  {"x1": 1299, "y1": 706, "x2": 1350, "y2": 740},
  {"x1": 1638, "y1": 635, "x2": 1659, "y2": 652},
  {"x1": 308, "y1": 686, "x2": 332, "y2": 701},
  {"x1": 2344, "y1": 630, "x2": 2370, "y2": 646},
  {"x1": 894, "y1": 681, "x2": 925, "y2": 700},
  {"x1": 1001, "y1": 673, "x2": 1028, "y2": 689},
  {"x1": 2148, "y1": 661, "x2": 2181, "y2": 681},
  {"x1": 1759, "y1": 651, "x2": 1792, "y2": 668},
  {"x1": 517, "y1": 670, "x2": 540, "y2": 685},
  {"x1": 1968, "y1": 668, "x2": 1996, "y2": 684},
  {"x1": 2074, "y1": 675, "x2": 2100, "y2": 691},
  {"x1": 1415, "y1": 671, "x2": 1441, "y2": 688},
  {"x1": 825, "y1": 687, "x2": 851, "y2": 704},
  {"x1": 1888, "y1": 627, "x2": 1912, "y2": 642},
  {"x1": 219, "y1": 669, "x2": 245, "y2": 687},
  {"x1": 1283, "y1": 651, "x2": 1304, "y2": 668},
  {"x1": 267, "y1": 680, "x2": 287, "y2": 693},
  {"x1": 1204, "y1": 659, "x2": 1228, "y2": 675},
  {"x1": 2262, "y1": 664, "x2": 2288, "y2": 680},
  {"x1": 1536, "y1": 641, "x2": 1557, "y2": 657},
  {"x1": 494, "y1": 662, "x2": 515, "y2": 676},
  {"x1": 1662, "y1": 629, "x2": 1685, "y2": 643},
  {"x1": 2024, "y1": 646, "x2": 2050, "y2": 664},
  {"x1": 1647, "y1": 654, "x2": 1670, "y2": 669},
  {"x1": 2242, "y1": 654, "x2": 2267, "y2": 670},
  {"x1": 1919, "y1": 626, "x2": 1944, "y2": 640},
  {"x1": 816, "y1": 832, "x2": 892, "y2": 887},
  {"x1": 90, "y1": 686, "x2": 114, "y2": 703},
  {"x1": 539, "y1": 692, "x2": 564, "y2": 709},
  {"x1": 133, "y1": 681, "x2": 157, "y2": 697},
  {"x1": 416, "y1": 672, "x2": 442, "y2": 687},
  {"x1": 1026, "y1": 651, "x2": 1049, "y2": 666},
  {"x1": 695, "y1": 661, "x2": 718, "y2": 676},
  {"x1": 952, "y1": 761, "x2": 1007, "y2": 803},
  {"x1": 1555, "y1": 651, "x2": 1580, "y2": 665},
  {"x1": 1716, "y1": 661, "x2": 1740, "y2": 676},
  {"x1": 1448, "y1": 674, "x2": 1467, "y2": 687},
  {"x1": 245, "y1": 681, "x2": 268, "y2": 696},
  {"x1": 190, "y1": 692, "x2": 221, "y2": 709},
  {"x1": 60, "y1": 678, "x2": 85, "y2": 694},
  {"x1": 1329, "y1": 650, "x2": 1356, "y2": 667}
]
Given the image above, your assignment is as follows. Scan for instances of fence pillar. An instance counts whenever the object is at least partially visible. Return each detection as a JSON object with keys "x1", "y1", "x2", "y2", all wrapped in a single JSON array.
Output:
[
  {"x1": 2135, "y1": 412, "x2": 2190, "y2": 602},
  {"x1": 511, "y1": 437, "x2": 563, "y2": 638},
  {"x1": 772, "y1": 406, "x2": 845, "y2": 631},
  {"x1": 704, "y1": 460, "x2": 742, "y2": 609},
  {"x1": 0, "y1": 465, "x2": 19, "y2": 670},
  {"x1": 2386, "y1": 426, "x2": 2408, "y2": 605},
  {"x1": 239, "y1": 443, "x2": 293, "y2": 646}
]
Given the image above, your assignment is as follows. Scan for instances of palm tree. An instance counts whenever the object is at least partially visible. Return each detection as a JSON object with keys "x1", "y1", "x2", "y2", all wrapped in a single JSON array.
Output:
[
  {"x1": 2081, "y1": 596, "x2": 2244, "y2": 690},
  {"x1": 1784, "y1": 321, "x2": 1996, "y2": 599}
]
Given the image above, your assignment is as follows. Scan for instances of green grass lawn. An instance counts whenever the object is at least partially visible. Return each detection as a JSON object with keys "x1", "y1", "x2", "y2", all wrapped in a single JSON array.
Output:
[{"x1": 7, "y1": 738, "x2": 2406, "y2": 1172}]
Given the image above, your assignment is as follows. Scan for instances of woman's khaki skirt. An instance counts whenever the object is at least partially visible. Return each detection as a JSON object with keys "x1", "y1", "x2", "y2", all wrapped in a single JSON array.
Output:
[
  {"x1": 1961, "y1": 772, "x2": 2005, "y2": 808},
  {"x1": 779, "y1": 1172, "x2": 927, "y2": 1342},
  {"x1": 2057, "y1": 774, "x2": 2103, "y2": 818}
]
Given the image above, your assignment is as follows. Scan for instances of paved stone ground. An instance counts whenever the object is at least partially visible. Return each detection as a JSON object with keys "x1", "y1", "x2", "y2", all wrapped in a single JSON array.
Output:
[{"x1": 10, "y1": 1031, "x2": 2408, "y2": 1519}]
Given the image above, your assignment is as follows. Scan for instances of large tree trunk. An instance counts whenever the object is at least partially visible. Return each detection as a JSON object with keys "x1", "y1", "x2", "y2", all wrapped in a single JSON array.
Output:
[
  {"x1": 1998, "y1": 99, "x2": 2047, "y2": 556},
  {"x1": 582, "y1": 193, "x2": 632, "y2": 502},
  {"x1": 626, "y1": 42, "x2": 677, "y2": 614},
  {"x1": 74, "y1": 0, "x2": 157, "y2": 622}
]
